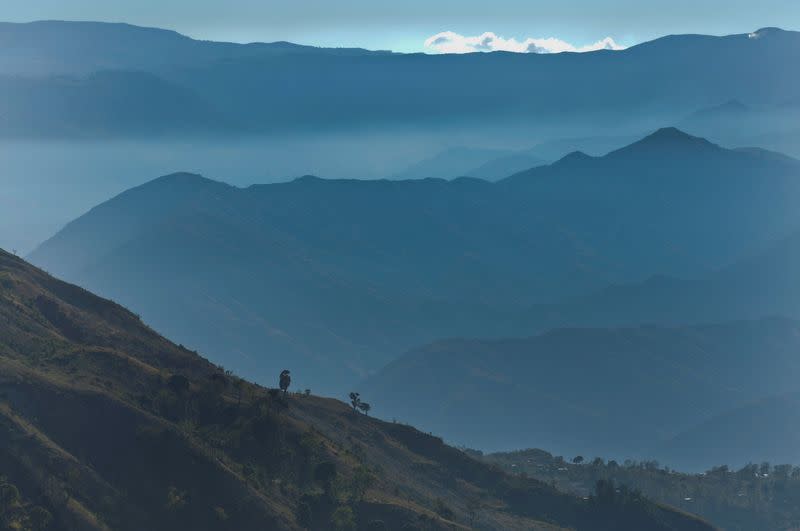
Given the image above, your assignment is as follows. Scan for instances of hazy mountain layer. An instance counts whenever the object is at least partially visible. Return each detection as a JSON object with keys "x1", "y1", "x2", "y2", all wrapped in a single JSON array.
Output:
[
  {"x1": 0, "y1": 22, "x2": 798, "y2": 136},
  {"x1": 361, "y1": 318, "x2": 800, "y2": 470},
  {"x1": 29, "y1": 130, "x2": 800, "y2": 394}
]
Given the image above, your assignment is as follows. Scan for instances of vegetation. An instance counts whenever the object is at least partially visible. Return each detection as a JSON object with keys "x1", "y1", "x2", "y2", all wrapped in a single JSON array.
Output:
[
  {"x1": 0, "y1": 249, "x2": 715, "y2": 530},
  {"x1": 481, "y1": 447, "x2": 800, "y2": 530},
  {"x1": 279, "y1": 370, "x2": 291, "y2": 397}
]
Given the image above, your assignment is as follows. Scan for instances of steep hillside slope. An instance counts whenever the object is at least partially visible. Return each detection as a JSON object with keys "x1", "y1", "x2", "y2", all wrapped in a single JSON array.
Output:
[
  {"x1": 29, "y1": 131, "x2": 800, "y2": 393},
  {"x1": 361, "y1": 319, "x2": 800, "y2": 469},
  {"x1": 0, "y1": 249, "x2": 714, "y2": 530}
]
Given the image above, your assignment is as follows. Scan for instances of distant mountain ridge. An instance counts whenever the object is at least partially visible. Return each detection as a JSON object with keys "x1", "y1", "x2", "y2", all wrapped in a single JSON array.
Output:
[
  {"x1": 0, "y1": 20, "x2": 390, "y2": 76},
  {"x1": 29, "y1": 129, "x2": 800, "y2": 394},
  {"x1": 0, "y1": 21, "x2": 798, "y2": 136},
  {"x1": 361, "y1": 317, "x2": 800, "y2": 470}
]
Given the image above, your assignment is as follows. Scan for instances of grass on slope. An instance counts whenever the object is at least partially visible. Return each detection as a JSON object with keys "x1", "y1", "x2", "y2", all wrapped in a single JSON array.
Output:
[{"x1": 0, "y1": 249, "x2": 714, "y2": 531}]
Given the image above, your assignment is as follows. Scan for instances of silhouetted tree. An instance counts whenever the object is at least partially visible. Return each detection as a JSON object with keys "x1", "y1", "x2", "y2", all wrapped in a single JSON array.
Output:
[
  {"x1": 572, "y1": 456, "x2": 585, "y2": 465},
  {"x1": 349, "y1": 392, "x2": 361, "y2": 413},
  {"x1": 358, "y1": 402, "x2": 371, "y2": 416},
  {"x1": 279, "y1": 370, "x2": 291, "y2": 397}
]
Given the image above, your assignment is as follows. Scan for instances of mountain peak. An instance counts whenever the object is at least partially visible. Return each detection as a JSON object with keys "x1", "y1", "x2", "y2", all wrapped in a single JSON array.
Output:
[
  {"x1": 749, "y1": 27, "x2": 787, "y2": 38},
  {"x1": 610, "y1": 127, "x2": 719, "y2": 157},
  {"x1": 646, "y1": 126, "x2": 695, "y2": 141},
  {"x1": 550, "y1": 150, "x2": 595, "y2": 168},
  {"x1": 139, "y1": 172, "x2": 231, "y2": 191}
]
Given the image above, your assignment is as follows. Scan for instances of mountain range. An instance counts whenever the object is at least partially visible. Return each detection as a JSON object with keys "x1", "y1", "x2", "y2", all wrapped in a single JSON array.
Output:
[
  {"x1": 361, "y1": 317, "x2": 800, "y2": 470},
  {"x1": 2, "y1": 20, "x2": 799, "y2": 258},
  {"x1": 29, "y1": 129, "x2": 800, "y2": 395},
  {"x1": 0, "y1": 22, "x2": 799, "y2": 137},
  {"x1": 0, "y1": 247, "x2": 714, "y2": 531}
]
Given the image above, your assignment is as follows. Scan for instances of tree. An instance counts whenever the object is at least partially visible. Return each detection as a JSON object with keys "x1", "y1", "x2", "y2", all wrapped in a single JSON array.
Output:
[
  {"x1": 279, "y1": 370, "x2": 291, "y2": 397},
  {"x1": 572, "y1": 456, "x2": 585, "y2": 465},
  {"x1": 358, "y1": 402, "x2": 371, "y2": 416},
  {"x1": 349, "y1": 392, "x2": 361, "y2": 413}
]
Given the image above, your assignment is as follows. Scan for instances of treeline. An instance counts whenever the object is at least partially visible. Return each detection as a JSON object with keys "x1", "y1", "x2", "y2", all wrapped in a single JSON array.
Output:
[{"x1": 477, "y1": 448, "x2": 800, "y2": 531}]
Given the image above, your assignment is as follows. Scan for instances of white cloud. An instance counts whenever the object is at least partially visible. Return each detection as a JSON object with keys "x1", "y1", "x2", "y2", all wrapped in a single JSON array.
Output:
[{"x1": 424, "y1": 31, "x2": 626, "y2": 54}]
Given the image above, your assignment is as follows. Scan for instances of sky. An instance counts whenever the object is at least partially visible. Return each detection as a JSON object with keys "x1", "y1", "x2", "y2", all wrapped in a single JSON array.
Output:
[{"x1": 2, "y1": 0, "x2": 798, "y2": 53}]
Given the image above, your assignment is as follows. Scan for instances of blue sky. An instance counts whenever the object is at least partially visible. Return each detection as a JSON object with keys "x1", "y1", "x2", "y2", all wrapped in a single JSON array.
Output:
[{"x1": 4, "y1": 0, "x2": 798, "y2": 52}]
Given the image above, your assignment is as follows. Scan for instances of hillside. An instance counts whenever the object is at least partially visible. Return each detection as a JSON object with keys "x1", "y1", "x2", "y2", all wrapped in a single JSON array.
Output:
[
  {"x1": 0, "y1": 249, "x2": 715, "y2": 530},
  {"x1": 29, "y1": 130, "x2": 800, "y2": 394},
  {"x1": 0, "y1": 22, "x2": 798, "y2": 136},
  {"x1": 360, "y1": 318, "x2": 800, "y2": 469}
]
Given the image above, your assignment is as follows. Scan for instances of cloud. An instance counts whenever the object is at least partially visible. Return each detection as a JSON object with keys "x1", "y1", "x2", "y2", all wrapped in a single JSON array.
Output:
[{"x1": 424, "y1": 31, "x2": 626, "y2": 54}]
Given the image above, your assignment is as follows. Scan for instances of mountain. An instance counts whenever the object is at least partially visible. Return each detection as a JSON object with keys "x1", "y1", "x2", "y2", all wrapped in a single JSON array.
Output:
[
  {"x1": 0, "y1": 21, "x2": 388, "y2": 76},
  {"x1": 659, "y1": 392, "x2": 800, "y2": 470},
  {"x1": 29, "y1": 130, "x2": 800, "y2": 394},
  {"x1": 3, "y1": 21, "x2": 798, "y2": 253},
  {"x1": 0, "y1": 248, "x2": 715, "y2": 531},
  {"x1": 360, "y1": 318, "x2": 800, "y2": 470},
  {"x1": 500, "y1": 128, "x2": 800, "y2": 280},
  {"x1": 0, "y1": 22, "x2": 798, "y2": 136}
]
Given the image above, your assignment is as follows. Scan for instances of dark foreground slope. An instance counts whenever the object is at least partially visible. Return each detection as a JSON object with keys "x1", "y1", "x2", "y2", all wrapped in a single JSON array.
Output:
[
  {"x1": 0, "y1": 249, "x2": 713, "y2": 531},
  {"x1": 28, "y1": 130, "x2": 800, "y2": 393},
  {"x1": 361, "y1": 319, "x2": 800, "y2": 469}
]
